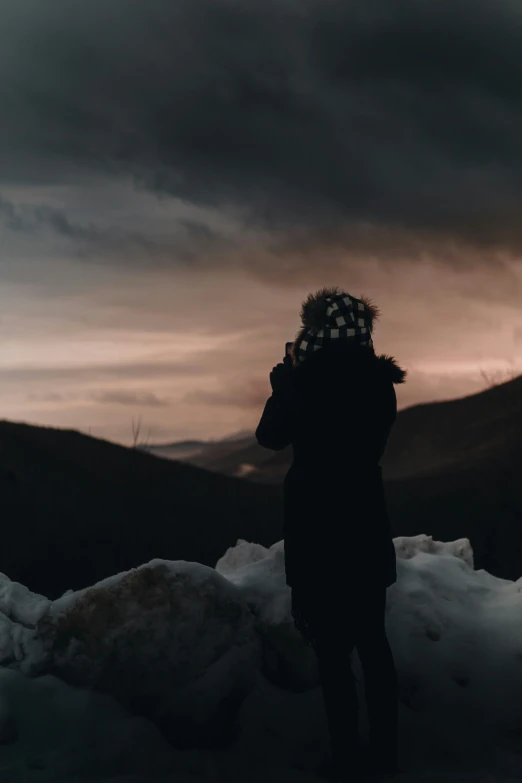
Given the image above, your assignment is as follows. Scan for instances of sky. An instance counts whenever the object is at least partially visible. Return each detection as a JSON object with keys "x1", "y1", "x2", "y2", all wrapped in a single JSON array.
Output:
[{"x1": 2, "y1": 0, "x2": 522, "y2": 446}]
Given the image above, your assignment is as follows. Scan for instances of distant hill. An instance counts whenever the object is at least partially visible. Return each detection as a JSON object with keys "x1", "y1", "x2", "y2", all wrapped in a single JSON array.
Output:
[
  {"x1": 150, "y1": 375, "x2": 522, "y2": 484},
  {"x1": 2, "y1": 374, "x2": 521, "y2": 599},
  {"x1": 143, "y1": 431, "x2": 257, "y2": 467},
  {"x1": 149, "y1": 375, "x2": 522, "y2": 580},
  {"x1": 382, "y1": 374, "x2": 522, "y2": 480},
  {"x1": 140, "y1": 440, "x2": 207, "y2": 461},
  {"x1": 384, "y1": 375, "x2": 522, "y2": 580},
  {"x1": 0, "y1": 421, "x2": 283, "y2": 599},
  {"x1": 150, "y1": 439, "x2": 206, "y2": 451},
  {"x1": 147, "y1": 434, "x2": 277, "y2": 478}
]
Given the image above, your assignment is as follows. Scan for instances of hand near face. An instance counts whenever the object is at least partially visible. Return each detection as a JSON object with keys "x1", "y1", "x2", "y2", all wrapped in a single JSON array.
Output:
[{"x1": 270, "y1": 355, "x2": 294, "y2": 393}]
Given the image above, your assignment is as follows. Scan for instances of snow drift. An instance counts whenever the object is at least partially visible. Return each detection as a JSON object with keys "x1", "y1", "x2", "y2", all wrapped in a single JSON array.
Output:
[{"x1": 0, "y1": 534, "x2": 522, "y2": 782}]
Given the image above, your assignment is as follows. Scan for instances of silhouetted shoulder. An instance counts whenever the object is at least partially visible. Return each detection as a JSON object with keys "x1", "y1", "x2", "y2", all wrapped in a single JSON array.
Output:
[{"x1": 373, "y1": 354, "x2": 407, "y2": 384}]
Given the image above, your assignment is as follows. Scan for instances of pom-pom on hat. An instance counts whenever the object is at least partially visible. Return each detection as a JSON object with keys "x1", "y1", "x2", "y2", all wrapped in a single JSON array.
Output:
[{"x1": 292, "y1": 286, "x2": 380, "y2": 364}]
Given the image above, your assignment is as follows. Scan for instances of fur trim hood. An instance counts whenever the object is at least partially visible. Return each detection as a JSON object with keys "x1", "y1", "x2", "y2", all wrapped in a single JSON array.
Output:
[
  {"x1": 294, "y1": 346, "x2": 407, "y2": 385},
  {"x1": 373, "y1": 353, "x2": 407, "y2": 384}
]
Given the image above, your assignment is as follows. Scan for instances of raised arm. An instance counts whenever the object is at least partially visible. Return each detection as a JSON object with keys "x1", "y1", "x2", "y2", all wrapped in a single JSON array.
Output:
[{"x1": 255, "y1": 358, "x2": 294, "y2": 451}]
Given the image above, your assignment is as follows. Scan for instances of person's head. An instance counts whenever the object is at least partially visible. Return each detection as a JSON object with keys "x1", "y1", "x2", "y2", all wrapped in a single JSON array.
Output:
[{"x1": 290, "y1": 286, "x2": 380, "y2": 365}]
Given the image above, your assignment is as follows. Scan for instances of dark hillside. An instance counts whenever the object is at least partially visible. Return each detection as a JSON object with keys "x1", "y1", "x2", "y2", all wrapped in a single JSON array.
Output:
[{"x1": 0, "y1": 420, "x2": 283, "y2": 598}]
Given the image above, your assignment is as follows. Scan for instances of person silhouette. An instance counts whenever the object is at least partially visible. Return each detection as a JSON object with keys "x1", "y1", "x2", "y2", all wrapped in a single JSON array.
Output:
[{"x1": 255, "y1": 287, "x2": 406, "y2": 782}]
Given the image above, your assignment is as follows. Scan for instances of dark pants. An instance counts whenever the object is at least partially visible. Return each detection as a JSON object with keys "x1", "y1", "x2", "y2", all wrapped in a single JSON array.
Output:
[{"x1": 295, "y1": 584, "x2": 398, "y2": 779}]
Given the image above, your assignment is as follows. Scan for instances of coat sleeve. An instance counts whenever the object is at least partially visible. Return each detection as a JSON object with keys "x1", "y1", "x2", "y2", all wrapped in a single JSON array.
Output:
[{"x1": 255, "y1": 390, "x2": 293, "y2": 451}]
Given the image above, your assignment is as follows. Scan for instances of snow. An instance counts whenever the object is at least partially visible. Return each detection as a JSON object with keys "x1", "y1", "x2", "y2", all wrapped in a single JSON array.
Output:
[
  {"x1": 0, "y1": 534, "x2": 520, "y2": 781},
  {"x1": 0, "y1": 667, "x2": 221, "y2": 782},
  {"x1": 220, "y1": 535, "x2": 522, "y2": 780},
  {"x1": 35, "y1": 560, "x2": 261, "y2": 748}
]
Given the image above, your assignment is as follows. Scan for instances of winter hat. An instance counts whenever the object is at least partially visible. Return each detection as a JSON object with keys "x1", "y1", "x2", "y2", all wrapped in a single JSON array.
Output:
[{"x1": 292, "y1": 286, "x2": 380, "y2": 365}]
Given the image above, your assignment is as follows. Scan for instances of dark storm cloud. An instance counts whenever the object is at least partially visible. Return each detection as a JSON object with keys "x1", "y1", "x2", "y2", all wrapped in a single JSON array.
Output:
[
  {"x1": 0, "y1": 195, "x2": 113, "y2": 242},
  {"x1": 0, "y1": 194, "x2": 232, "y2": 262},
  {"x1": 4, "y1": 0, "x2": 522, "y2": 254}
]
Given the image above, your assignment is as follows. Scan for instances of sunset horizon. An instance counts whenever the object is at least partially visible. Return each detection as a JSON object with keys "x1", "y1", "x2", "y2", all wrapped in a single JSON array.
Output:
[{"x1": 2, "y1": 1, "x2": 522, "y2": 446}]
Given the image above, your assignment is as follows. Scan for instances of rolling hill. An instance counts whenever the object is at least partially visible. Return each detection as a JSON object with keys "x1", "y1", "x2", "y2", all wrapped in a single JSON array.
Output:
[
  {"x1": 0, "y1": 420, "x2": 283, "y2": 599},
  {"x1": 2, "y1": 374, "x2": 521, "y2": 598},
  {"x1": 148, "y1": 375, "x2": 522, "y2": 482},
  {"x1": 383, "y1": 375, "x2": 522, "y2": 580},
  {"x1": 144, "y1": 432, "x2": 260, "y2": 476},
  {"x1": 149, "y1": 375, "x2": 522, "y2": 580}
]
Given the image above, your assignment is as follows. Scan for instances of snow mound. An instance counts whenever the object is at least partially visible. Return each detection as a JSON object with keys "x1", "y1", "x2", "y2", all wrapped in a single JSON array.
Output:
[
  {"x1": 0, "y1": 535, "x2": 520, "y2": 781},
  {"x1": 0, "y1": 667, "x2": 206, "y2": 783},
  {"x1": 34, "y1": 560, "x2": 260, "y2": 747},
  {"x1": 216, "y1": 535, "x2": 522, "y2": 779},
  {"x1": 216, "y1": 539, "x2": 318, "y2": 692},
  {"x1": 392, "y1": 533, "x2": 474, "y2": 567},
  {"x1": 0, "y1": 573, "x2": 50, "y2": 670}
]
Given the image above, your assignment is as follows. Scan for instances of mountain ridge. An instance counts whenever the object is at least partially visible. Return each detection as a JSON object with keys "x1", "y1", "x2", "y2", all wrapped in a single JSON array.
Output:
[
  {"x1": 0, "y1": 419, "x2": 283, "y2": 599},
  {"x1": 147, "y1": 375, "x2": 522, "y2": 580},
  {"x1": 148, "y1": 374, "x2": 522, "y2": 484}
]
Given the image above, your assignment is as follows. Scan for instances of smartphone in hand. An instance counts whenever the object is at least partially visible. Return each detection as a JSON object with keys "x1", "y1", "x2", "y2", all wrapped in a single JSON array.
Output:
[{"x1": 285, "y1": 341, "x2": 293, "y2": 358}]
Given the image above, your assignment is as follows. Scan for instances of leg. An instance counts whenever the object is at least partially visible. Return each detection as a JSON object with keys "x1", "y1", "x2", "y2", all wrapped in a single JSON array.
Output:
[
  {"x1": 354, "y1": 587, "x2": 399, "y2": 773},
  {"x1": 300, "y1": 595, "x2": 363, "y2": 781},
  {"x1": 316, "y1": 639, "x2": 362, "y2": 774}
]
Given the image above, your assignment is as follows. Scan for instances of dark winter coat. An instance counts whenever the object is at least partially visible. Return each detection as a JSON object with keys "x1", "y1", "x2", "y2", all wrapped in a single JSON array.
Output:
[{"x1": 255, "y1": 342, "x2": 406, "y2": 591}]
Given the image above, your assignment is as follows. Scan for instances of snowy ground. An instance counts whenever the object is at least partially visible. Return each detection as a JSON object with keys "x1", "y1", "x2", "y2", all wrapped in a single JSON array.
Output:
[{"x1": 0, "y1": 534, "x2": 521, "y2": 782}]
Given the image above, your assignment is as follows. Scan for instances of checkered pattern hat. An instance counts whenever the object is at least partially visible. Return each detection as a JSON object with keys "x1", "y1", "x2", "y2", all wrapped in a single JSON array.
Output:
[{"x1": 296, "y1": 292, "x2": 374, "y2": 364}]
